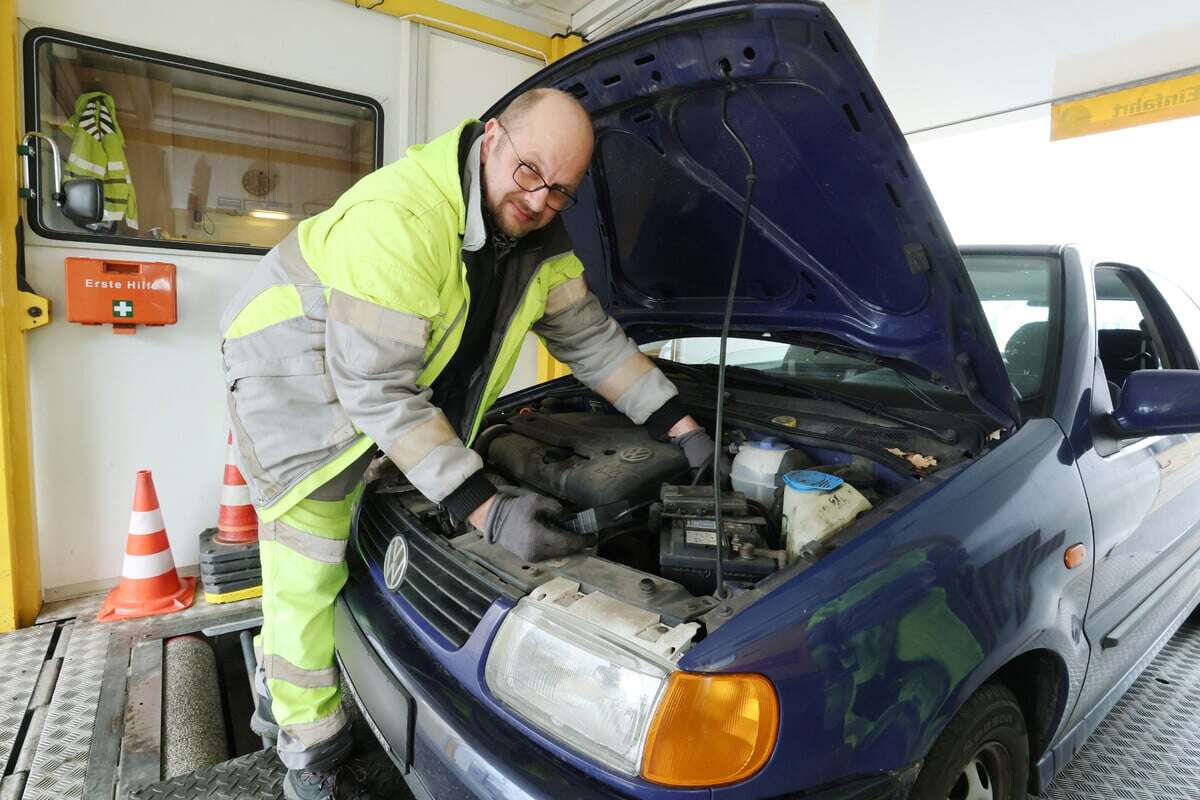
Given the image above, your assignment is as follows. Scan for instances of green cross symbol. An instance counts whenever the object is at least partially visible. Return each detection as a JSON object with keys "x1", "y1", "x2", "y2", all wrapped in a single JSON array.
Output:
[{"x1": 113, "y1": 300, "x2": 134, "y2": 318}]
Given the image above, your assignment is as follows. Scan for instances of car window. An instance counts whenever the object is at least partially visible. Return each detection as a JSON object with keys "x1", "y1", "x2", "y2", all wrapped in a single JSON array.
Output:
[
  {"x1": 643, "y1": 254, "x2": 1059, "y2": 410},
  {"x1": 643, "y1": 336, "x2": 957, "y2": 397},
  {"x1": 961, "y1": 254, "x2": 1057, "y2": 403},
  {"x1": 1148, "y1": 275, "x2": 1200, "y2": 364},
  {"x1": 1093, "y1": 267, "x2": 1181, "y2": 386}
]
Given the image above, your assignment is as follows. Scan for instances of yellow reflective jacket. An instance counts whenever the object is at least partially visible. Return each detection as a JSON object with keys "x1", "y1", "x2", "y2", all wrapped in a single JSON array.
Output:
[
  {"x1": 220, "y1": 119, "x2": 677, "y2": 519},
  {"x1": 61, "y1": 91, "x2": 138, "y2": 230}
]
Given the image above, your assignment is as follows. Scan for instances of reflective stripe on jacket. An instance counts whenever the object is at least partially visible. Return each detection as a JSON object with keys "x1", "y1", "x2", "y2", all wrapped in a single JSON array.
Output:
[{"x1": 220, "y1": 119, "x2": 677, "y2": 520}]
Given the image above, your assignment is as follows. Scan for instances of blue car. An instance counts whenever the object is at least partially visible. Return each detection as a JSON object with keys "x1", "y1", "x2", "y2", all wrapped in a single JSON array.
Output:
[{"x1": 335, "y1": 2, "x2": 1200, "y2": 798}]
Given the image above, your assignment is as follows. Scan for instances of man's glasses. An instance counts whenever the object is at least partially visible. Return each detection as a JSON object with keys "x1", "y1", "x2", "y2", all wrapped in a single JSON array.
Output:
[{"x1": 496, "y1": 121, "x2": 578, "y2": 212}]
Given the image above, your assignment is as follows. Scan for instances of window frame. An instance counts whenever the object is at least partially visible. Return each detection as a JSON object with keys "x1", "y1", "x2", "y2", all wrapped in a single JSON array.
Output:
[
  {"x1": 1094, "y1": 263, "x2": 1198, "y2": 374},
  {"x1": 22, "y1": 26, "x2": 385, "y2": 256},
  {"x1": 960, "y1": 250, "x2": 1065, "y2": 421}
]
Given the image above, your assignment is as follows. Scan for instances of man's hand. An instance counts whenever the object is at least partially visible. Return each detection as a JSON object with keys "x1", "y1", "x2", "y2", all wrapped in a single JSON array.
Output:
[
  {"x1": 467, "y1": 494, "x2": 496, "y2": 531},
  {"x1": 470, "y1": 488, "x2": 595, "y2": 562},
  {"x1": 670, "y1": 421, "x2": 731, "y2": 483}
]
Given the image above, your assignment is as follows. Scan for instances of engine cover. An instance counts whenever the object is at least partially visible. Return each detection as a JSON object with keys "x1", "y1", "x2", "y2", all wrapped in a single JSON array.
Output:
[{"x1": 483, "y1": 412, "x2": 690, "y2": 508}]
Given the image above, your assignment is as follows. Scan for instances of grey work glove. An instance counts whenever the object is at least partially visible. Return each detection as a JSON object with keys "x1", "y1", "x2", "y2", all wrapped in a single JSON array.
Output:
[
  {"x1": 483, "y1": 487, "x2": 595, "y2": 562},
  {"x1": 672, "y1": 428, "x2": 731, "y2": 484}
]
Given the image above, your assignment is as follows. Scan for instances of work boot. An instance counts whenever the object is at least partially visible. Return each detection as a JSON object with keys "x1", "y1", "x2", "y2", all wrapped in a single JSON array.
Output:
[
  {"x1": 283, "y1": 765, "x2": 371, "y2": 800},
  {"x1": 250, "y1": 668, "x2": 279, "y2": 743}
]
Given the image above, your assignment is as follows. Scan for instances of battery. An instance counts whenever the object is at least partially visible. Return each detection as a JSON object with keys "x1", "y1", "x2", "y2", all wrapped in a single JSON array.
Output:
[{"x1": 656, "y1": 485, "x2": 776, "y2": 594}]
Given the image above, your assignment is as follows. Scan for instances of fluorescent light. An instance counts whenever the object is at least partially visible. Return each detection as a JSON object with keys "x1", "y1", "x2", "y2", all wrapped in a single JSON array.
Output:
[{"x1": 248, "y1": 209, "x2": 290, "y2": 221}]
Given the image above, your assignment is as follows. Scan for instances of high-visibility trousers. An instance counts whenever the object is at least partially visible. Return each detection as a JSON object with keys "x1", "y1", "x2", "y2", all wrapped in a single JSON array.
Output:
[{"x1": 257, "y1": 449, "x2": 372, "y2": 771}]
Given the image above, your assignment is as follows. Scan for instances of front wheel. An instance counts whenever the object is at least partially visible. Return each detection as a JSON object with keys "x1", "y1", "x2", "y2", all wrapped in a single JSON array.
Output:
[{"x1": 910, "y1": 683, "x2": 1029, "y2": 800}]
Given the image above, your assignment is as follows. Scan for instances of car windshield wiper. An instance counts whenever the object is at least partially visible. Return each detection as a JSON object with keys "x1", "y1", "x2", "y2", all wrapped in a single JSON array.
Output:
[{"x1": 654, "y1": 358, "x2": 961, "y2": 444}]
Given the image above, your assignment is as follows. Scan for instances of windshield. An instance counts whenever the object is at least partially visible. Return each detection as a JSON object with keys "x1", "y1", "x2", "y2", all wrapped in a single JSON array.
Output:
[{"x1": 642, "y1": 253, "x2": 1058, "y2": 405}]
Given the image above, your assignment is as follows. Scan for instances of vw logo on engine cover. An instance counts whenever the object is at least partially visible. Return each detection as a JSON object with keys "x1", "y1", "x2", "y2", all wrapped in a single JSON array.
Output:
[
  {"x1": 619, "y1": 446, "x2": 652, "y2": 463},
  {"x1": 383, "y1": 536, "x2": 409, "y2": 591}
]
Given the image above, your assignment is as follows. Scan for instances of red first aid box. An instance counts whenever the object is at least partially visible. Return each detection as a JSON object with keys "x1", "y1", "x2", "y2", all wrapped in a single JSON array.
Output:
[{"x1": 64, "y1": 257, "x2": 177, "y2": 334}]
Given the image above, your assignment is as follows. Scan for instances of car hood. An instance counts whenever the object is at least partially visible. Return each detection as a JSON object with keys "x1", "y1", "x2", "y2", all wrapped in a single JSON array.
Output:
[{"x1": 484, "y1": 1, "x2": 1018, "y2": 428}]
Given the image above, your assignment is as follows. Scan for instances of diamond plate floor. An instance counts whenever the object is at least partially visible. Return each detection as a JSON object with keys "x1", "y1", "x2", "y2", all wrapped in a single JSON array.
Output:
[
  {"x1": 1040, "y1": 620, "x2": 1200, "y2": 800},
  {"x1": 128, "y1": 728, "x2": 411, "y2": 800},
  {"x1": 21, "y1": 591, "x2": 261, "y2": 800},
  {"x1": 0, "y1": 623, "x2": 54, "y2": 772}
]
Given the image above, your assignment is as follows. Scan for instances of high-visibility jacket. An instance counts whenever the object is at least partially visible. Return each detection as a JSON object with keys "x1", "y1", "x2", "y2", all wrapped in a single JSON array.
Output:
[
  {"x1": 220, "y1": 119, "x2": 678, "y2": 520},
  {"x1": 60, "y1": 91, "x2": 138, "y2": 230}
]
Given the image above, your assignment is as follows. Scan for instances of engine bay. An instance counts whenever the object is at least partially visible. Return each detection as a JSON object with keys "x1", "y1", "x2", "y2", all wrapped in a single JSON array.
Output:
[{"x1": 368, "y1": 385, "x2": 971, "y2": 619}]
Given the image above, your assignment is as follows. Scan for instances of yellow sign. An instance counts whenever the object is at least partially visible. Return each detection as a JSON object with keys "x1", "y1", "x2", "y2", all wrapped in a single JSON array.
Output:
[{"x1": 1052, "y1": 70, "x2": 1200, "y2": 141}]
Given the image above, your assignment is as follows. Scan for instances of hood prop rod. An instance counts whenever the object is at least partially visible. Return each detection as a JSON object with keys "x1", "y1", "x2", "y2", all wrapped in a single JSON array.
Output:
[{"x1": 712, "y1": 68, "x2": 757, "y2": 601}]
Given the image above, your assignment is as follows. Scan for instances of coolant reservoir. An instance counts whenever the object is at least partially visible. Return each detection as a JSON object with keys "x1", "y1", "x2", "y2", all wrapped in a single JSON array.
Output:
[
  {"x1": 782, "y1": 470, "x2": 872, "y2": 561},
  {"x1": 730, "y1": 438, "x2": 791, "y2": 505}
]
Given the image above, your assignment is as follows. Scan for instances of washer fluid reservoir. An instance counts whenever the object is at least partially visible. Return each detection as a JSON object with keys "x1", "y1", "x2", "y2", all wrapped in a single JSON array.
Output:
[
  {"x1": 782, "y1": 470, "x2": 872, "y2": 561},
  {"x1": 730, "y1": 438, "x2": 791, "y2": 505}
]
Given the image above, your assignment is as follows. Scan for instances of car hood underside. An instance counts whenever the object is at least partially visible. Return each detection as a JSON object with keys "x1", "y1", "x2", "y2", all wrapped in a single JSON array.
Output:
[{"x1": 484, "y1": 0, "x2": 1019, "y2": 428}]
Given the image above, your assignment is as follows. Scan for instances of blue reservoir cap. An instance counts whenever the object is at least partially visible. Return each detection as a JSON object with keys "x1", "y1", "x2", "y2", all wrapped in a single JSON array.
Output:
[
  {"x1": 783, "y1": 470, "x2": 844, "y2": 492},
  {"x1": 748, "y1": 437, "x2": 790, "y2": 450}
]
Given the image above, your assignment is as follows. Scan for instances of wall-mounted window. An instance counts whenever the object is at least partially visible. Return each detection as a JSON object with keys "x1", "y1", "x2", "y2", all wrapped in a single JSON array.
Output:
[{"x1": 24, "y1": 28, "x2": 383, "y2": 254}]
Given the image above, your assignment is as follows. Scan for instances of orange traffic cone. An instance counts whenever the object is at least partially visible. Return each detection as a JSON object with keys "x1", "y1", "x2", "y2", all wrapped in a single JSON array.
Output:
[
  {"x1": 217, "y1": 432, "x2": 258, "y2": 544},
  {"x1": 98, "y1": 470, "x2": 196, "y2": 622}
]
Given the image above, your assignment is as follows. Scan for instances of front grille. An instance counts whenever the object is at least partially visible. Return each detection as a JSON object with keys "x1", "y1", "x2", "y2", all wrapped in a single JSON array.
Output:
[{"x1": 354, "y1": 492, "x2": 504, "y2": 647}]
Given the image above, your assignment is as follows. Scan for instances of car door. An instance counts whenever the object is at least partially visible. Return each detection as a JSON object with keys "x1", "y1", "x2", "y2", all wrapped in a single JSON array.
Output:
[{"x1": 1068, "y1": 263, "x2": 1200, "y2": 735}]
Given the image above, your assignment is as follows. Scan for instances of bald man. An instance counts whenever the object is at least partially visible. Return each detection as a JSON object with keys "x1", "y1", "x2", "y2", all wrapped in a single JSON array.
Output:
[{"x1": 219, "y1": 88, "x2": 714, "y2": 799}]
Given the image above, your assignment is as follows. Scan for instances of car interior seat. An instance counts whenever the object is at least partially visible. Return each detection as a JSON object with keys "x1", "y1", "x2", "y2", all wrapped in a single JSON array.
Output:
[
  {"x1": 1002, "y1": 321, "x2": 1048, "y2": 399},
  {"x1": 1098, "y1": 329, "x2": 1156, "y2": 388}
]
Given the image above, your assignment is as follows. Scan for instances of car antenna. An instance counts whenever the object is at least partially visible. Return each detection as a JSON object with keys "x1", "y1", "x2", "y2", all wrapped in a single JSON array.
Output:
[{"x1": 711, "y1": 64, "x2": 757, "y2": 601}]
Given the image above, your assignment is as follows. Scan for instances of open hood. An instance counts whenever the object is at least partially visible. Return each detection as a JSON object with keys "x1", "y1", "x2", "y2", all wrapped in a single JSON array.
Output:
[{"x1": 484, "y1": 1, "x2": 1019, "y2": 428}]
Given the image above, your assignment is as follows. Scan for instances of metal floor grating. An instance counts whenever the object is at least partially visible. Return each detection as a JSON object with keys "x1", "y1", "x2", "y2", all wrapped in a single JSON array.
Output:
[
  {"x1": 7, "y1": 591, "x2": 262, "y2": 800},
  {"x1": 3, "y1": 596, "x2": 1200, "y2": 799},
  {"x1": 1040, "y1": 620, "x2": 1200, "y2": 800}
]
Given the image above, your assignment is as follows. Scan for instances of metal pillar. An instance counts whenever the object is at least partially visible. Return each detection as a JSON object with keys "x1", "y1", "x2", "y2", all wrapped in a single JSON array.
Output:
[{"x1": 0, "y1": 0, "x2": 43, "y2": 631}]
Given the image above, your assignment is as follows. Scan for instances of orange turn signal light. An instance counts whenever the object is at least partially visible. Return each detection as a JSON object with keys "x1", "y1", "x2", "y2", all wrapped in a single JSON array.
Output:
[
  {"x1": 1064, "y1": 543, "x2": 1087, "y2": 569},
  {"x1": 641, "y1": 671, "x2": 778, "y2": 787}
]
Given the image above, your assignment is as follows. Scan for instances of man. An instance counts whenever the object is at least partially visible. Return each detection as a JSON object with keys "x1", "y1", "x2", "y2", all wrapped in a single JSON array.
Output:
[{"x1": 220, "y1": 88, "x2": 717, "y2": 799}]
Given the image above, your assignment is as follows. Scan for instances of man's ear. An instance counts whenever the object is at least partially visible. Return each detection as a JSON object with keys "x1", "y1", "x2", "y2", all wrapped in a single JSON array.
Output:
[{"x1": 481, "y1": 118, "x2": 499, "y2": 164}]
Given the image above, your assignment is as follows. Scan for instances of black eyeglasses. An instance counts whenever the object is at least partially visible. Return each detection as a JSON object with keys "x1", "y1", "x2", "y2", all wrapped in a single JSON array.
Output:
[{"x1": 496, "y1": 121, "x2": 578, "y2": 212}]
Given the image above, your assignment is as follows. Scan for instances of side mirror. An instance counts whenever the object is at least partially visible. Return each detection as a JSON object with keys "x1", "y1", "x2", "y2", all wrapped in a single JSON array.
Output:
[
  {"x1": 61, "y1": 177, "x2": 104, "y2": 226},
  {"x1": 19, "y1": 131, "x2": 105, "y2": 228},
  {"x1": 1108, "y1": 370, "x2": 1200, "y2": 437}
]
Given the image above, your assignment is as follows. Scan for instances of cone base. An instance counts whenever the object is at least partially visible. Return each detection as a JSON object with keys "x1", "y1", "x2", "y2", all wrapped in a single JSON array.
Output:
[
  {"x1": 97, "y1": 576, "x2": 197, "y2": 622},
  {"x1": 203, "y1": 583, "x2": 263, "y2": 605},
  {"x1": 215, "y1": 527, "x2": 259, "y2": 544}
]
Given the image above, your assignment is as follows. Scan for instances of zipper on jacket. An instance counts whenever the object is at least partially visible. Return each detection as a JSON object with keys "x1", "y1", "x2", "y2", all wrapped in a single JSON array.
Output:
[{"x1": 459, "y1": 259, "x2": 554, "y2": 444}]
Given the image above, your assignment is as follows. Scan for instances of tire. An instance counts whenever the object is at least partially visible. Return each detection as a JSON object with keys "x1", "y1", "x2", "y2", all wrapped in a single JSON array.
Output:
[{"x1": 909, "y1": 682, "x2": 1029, "y2": 800}]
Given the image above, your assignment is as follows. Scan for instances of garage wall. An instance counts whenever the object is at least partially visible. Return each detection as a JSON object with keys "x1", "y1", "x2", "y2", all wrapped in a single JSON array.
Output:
[
  {"x1": 17, "y1": 0, "x2": 410, "y2": 596},
  {"x1": 18, "y1": 0, "x2": 548, "y2": 596}
]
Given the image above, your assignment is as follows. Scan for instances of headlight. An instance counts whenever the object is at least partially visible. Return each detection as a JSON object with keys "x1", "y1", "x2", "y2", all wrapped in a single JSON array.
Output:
[
  {"x1": 484, "y1": 600, "x2": 671, "y2": 775},
  {"x1": 486, "y1": 585, "x2": 778, "y2": 785}
]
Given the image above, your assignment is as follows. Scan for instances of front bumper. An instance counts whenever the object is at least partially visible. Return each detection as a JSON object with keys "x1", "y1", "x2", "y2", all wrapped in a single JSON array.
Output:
[
  {"x1": 336, "y1": 584, "x2": 916, "y2": 800},
  {"x1": 334, "y1": 581, "x2": 626, "y2": 800}
]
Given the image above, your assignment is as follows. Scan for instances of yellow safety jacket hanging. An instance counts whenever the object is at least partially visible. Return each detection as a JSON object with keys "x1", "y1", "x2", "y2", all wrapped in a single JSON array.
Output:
[{"x1": 61, "y1": 91, "x2": 139, "y2": 230}]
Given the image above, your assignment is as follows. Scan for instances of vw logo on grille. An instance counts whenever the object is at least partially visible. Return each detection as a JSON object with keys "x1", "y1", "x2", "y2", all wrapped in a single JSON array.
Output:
[
  {"x1": 383, "y1": 536, "x2": 409, "y2": 591},
  {"x1": 619, "y1": 446, "x2": 652, "y2": 463}
]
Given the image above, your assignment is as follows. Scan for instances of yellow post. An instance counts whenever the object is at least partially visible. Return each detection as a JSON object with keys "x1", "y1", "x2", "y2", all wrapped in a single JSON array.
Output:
[{"x1": 0, "y1": 0, "x2": 42, "y2": 630}]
